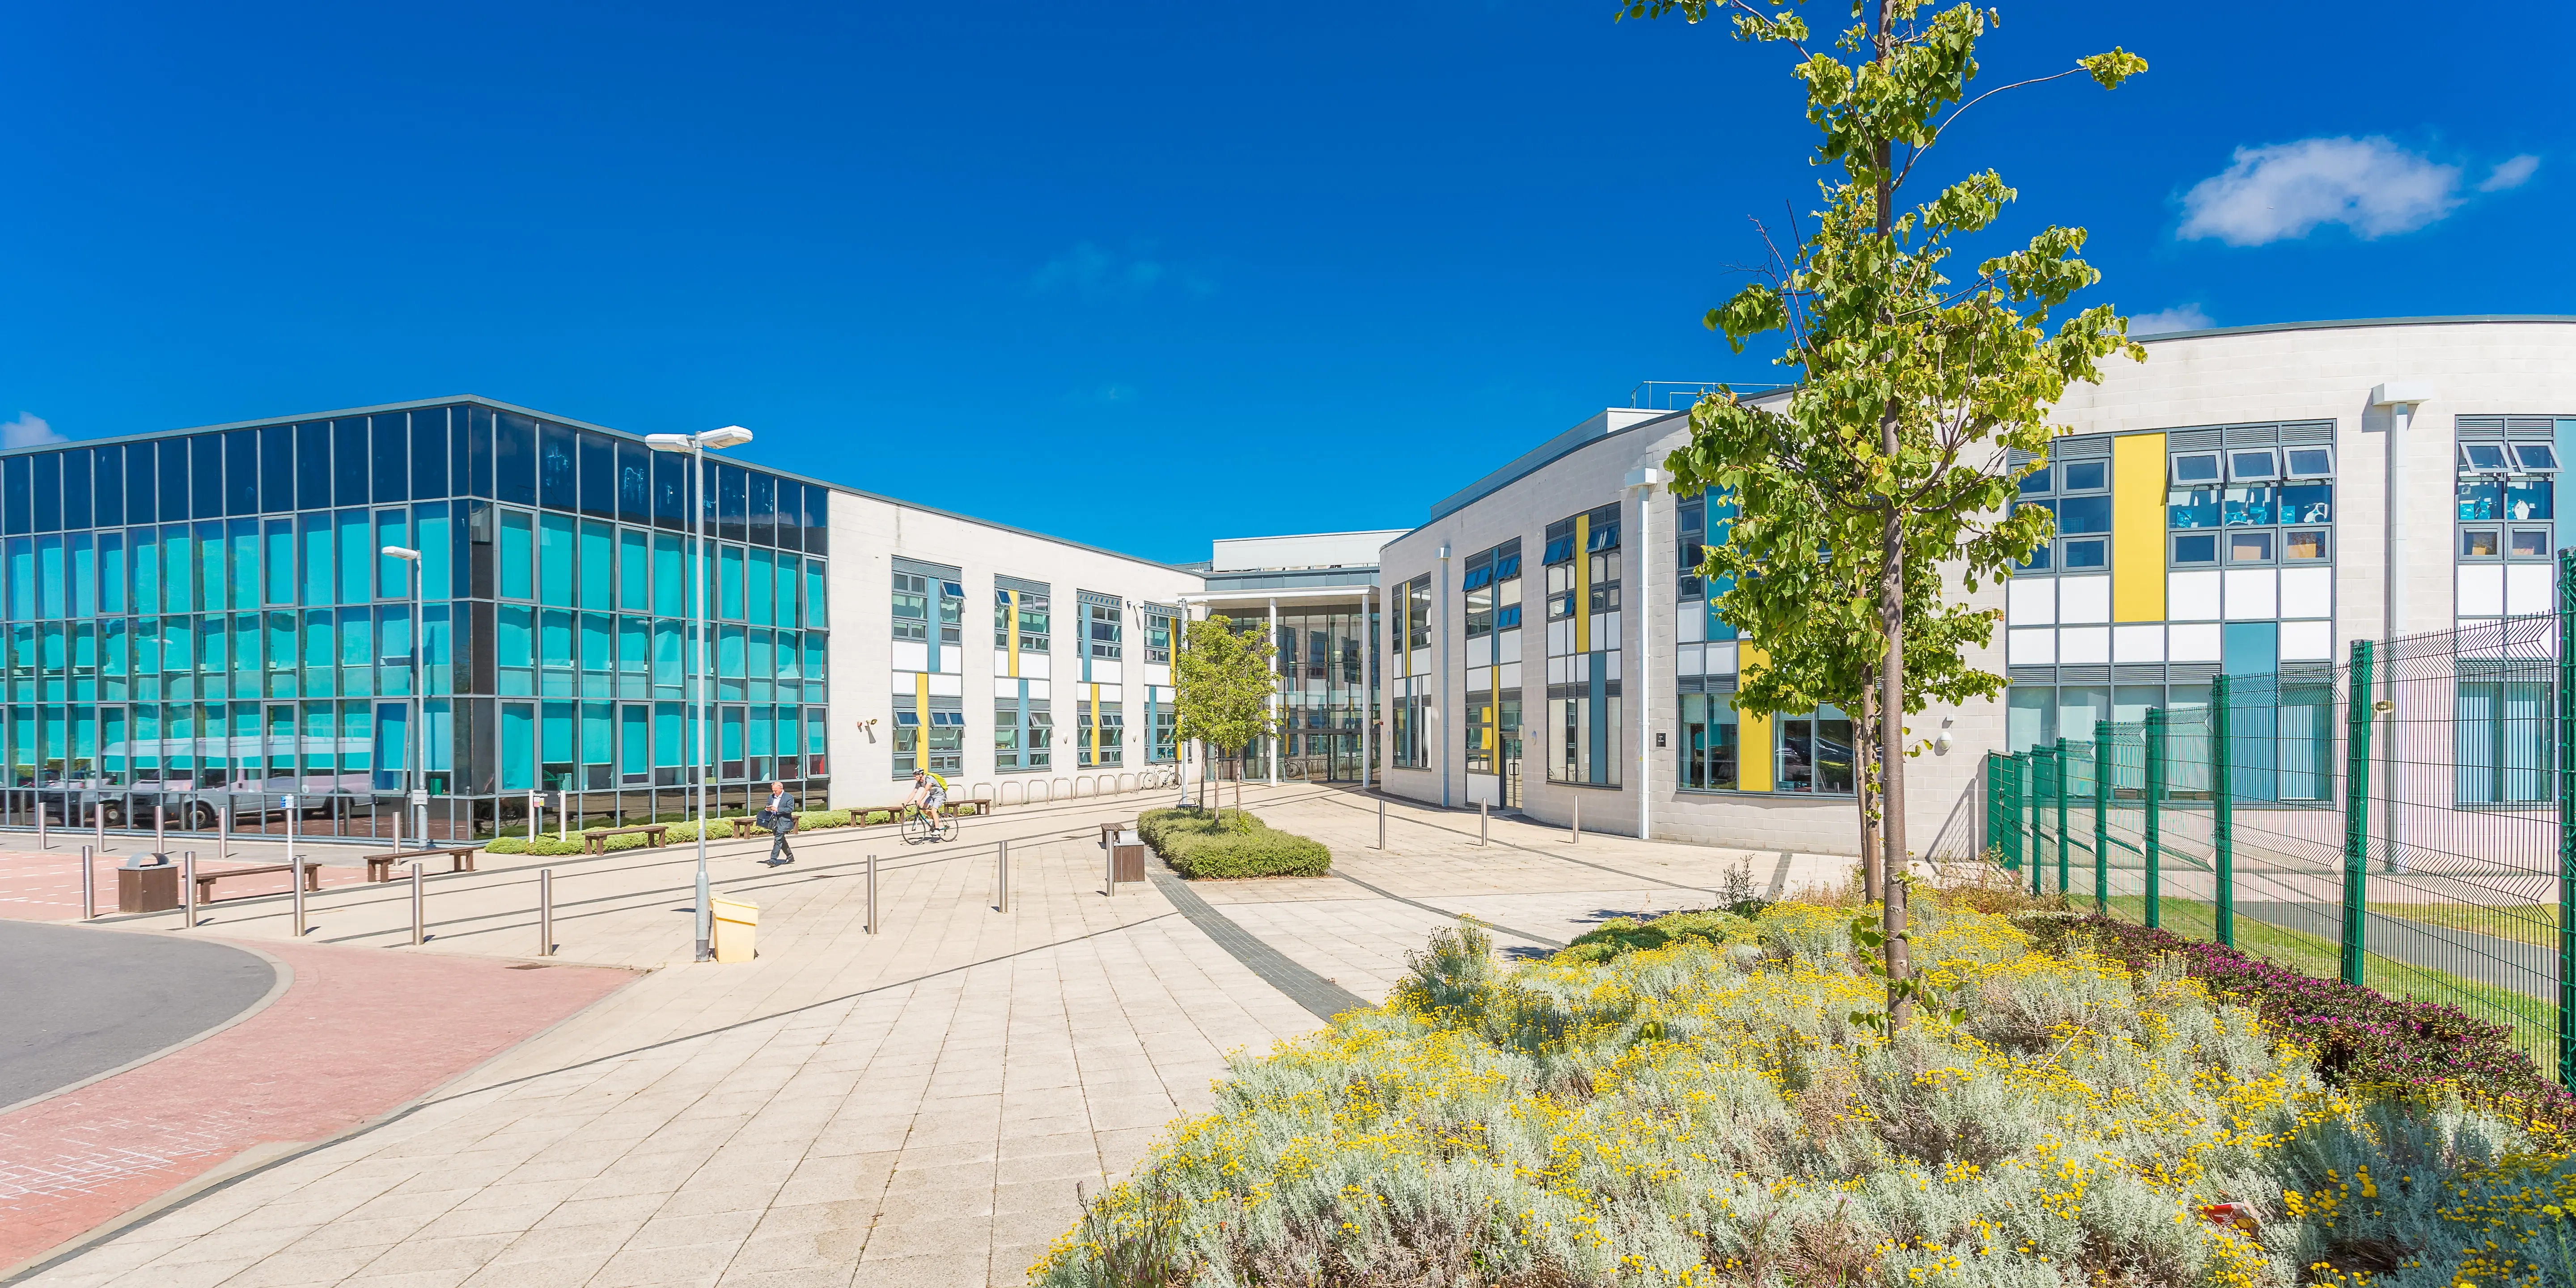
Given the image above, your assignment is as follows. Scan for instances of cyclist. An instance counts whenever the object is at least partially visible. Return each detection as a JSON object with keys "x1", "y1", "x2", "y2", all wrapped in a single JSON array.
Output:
[{"x1": 905, "y1": 767, "x2": 949, "y2": 838}]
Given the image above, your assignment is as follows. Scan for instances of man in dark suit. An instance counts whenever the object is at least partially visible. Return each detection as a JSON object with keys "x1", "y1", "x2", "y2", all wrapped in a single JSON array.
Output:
[{"x1": 759, "y1": 782, "x2": 798, "y2": 864}]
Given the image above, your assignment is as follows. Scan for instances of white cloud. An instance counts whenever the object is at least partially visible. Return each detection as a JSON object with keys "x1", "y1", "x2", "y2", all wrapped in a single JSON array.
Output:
[
  {"x1": 2479, "y1": 153, "x2": 2540, "y2": 192},
  {"x1": 1030, "y1": 241, "x2": 1214, "y2": 297},
  {"x1": 2129, "y1": 304, "x2": 2213, "y2": 335},
  {"x1": 2179, "y1": 136, "x2": 2463, "y2": 246},
  {"x1": 0, "y1": 413, "x2": 64, "y2": 448}
]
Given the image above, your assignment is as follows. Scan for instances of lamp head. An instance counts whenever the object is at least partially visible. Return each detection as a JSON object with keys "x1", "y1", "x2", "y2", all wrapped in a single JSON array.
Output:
[
  {"x1": 380, "y1": 545, "x2": 421, "y2": 561},
  {"x1": 642, "y1": 433, "x2": 694, "y2": 451},
  {"x1": 700, "y1": 425, "x2": 754, "y2": 450}
]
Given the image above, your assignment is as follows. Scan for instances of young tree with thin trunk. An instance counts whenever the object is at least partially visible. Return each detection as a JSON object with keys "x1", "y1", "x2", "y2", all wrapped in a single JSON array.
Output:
[
  {"x1": 1627, "y1": 0, "x2": 2147, "y2": 1030},
  {"x1": 1172, "y1": 615, "x2": 1277, "y2": 825}
]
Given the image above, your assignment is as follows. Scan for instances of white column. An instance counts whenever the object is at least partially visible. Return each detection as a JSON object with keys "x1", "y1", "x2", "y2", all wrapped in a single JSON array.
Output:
[
  {"x1": 2370, "y1": 381, "x2": 2431, "y2": 875},
  {"x1": 1629, "y1": 471, "x2": 1657, "y2": 840},
  {"x1": 1437, "y1": 544, "x2": 1451, "y2": 809},
  {"x1": 1267, "y1": 597, "x2": 1280, "y2": 786},
  {"x1": 1361, "y1": 586, "x2": 1373, "y2": 791}
]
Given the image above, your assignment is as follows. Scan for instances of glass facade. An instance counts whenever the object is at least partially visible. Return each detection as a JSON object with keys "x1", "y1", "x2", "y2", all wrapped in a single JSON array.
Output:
[
  {"x1": 1545, "y1": 504, "x2": 1622, "y2": 786},
  {"x1": 0, "y1": 402, "x2": 831, "y2": 840},
  {"x1": 1461, "y1": 541, "x2": 1521, "y2": 801},
  {"x1": 1271, "y1": 603, "x2": 1375, "y2": 780}
]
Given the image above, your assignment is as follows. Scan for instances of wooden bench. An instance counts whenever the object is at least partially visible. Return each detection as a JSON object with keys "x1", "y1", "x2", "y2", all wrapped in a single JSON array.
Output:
[
  {"x1": 365, "y1": 847, "x2": 481, "y2": 883},
  {"x1": 582, "y1": 824, "x2": 669, "y2": 854},
  {"x1": 194, "y1": 862, "x2": 324, "y2": 903}
]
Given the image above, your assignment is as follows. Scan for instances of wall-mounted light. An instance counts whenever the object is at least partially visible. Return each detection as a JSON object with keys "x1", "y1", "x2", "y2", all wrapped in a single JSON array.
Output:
[{"x1": 1932, "y1": 715, "x2": 1954, "y2": 756}]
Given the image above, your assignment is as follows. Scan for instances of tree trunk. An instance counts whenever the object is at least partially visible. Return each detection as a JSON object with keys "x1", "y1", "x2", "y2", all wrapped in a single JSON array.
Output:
[
  {"x1": 1856, "y1": 684, "x2": 1882, "y2": 902},
  {"x1": 1871, "y1": 0, "x2": 1913, "y2": 1030}
]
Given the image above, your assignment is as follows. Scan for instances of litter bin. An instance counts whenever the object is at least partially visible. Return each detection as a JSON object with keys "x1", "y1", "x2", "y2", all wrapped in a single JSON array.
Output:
[
  {"x1": 712, "y1": 896, "x2": 758, "y2": 963},
  {"x1": 1112, "y1": 831, "x2": 1146, "y2": 886},
  {"x1": 118, "y1": 852, "x2": 178, "y2": 913}
]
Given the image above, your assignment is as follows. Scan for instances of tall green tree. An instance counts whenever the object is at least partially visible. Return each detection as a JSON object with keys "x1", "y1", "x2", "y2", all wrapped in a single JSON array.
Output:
[
  {"x1": 1172, "y1": 614, "x2": 1278, "y2": 821},
  {"x1": 1628, "y1": 0, "x2": 2147, "y2": 1028}
]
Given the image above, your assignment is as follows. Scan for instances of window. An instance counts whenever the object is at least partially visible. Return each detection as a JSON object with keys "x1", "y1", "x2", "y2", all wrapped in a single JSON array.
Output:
[
  {"x1": 1405, "y1": 577, "x2": 1431, "y2": 650},
  {"x1": 2459, "y1": 443, "x2": 2511, "y2": 474},
  {"x1": 1152, "y1": 705, "x2": 1177, "y2": 762},
  {"x1": 892, "y1": 573, "x2": 928, "y2": 641},
  {"x1": 2229, "y1": 531, "x2": 2274, "y2": 563},
  {"x1": 1076, "y1": 706, "x2": 1124, "y2": 767},
  {"x1": 2284, "y1": 446, "x2": 2334, "y2": 479},
  {"x1": 2019, "y1": 465, "x2": 2053, "y2": 496},
  {"x1": 2285, "y1": 529, "x2": 2330, "y2": 561},
  {"x1": 1545, "y1": 505, "x2": 1622, "y2": 787},
  {"x1": 1087, "y1": 601, "x2": 1121, "y2": 661},
  {"x1": 2462, "y1": 529, "x2": 2501, "y2": 558},
  {"x1": 2513, "y1": 444, "x2": 2561, "y2": 474},
  {"x1": 938, "y1": 580, "x2": 962, "y2": 644},
  {"x1": 2226, "y1": 449, "x2": 2279, "y2": 482},
  {"x1": 2060, "y1": 461, "x2": 2108, "y2": 492},
  {"x1": 1145, "y1": 607, "x2": 1174, "y2": 665},
  {"x1": 2173, "y1": 534, "x2": 2217, "y2": 565},
  {"x1": 994, "y1": 589, "x2": 1049, "y2": 653},
  {"x1": 1775, "y1": 706, "x2": 1854, "y2": 794},
  {"x1": 2457, "y1": 671, "x2": 2551, "y2": 805},
  {"x1": 2170, "y1": 452, "x2": 2222, "y2": 486},
  {"x1": 996, "y1": 699, "x2": 1051, "y2": 771},
  {"x1": 2062, "y1": 538, "x2": 2108, "y2": 570},
  {"x1": 1678, "y1": 693, "x2": 1737, "y2": 790},
  {"x1": 2510, "y1": 527, "x2": 2552, "y2": 559}
]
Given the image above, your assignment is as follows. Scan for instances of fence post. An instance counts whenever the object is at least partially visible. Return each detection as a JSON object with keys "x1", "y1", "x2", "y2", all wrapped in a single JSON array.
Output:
[
  {"x1": 410, "y1": 861, "x2": 425, "y2": 946},
  {"x1": 2093, "y1": 721, "x2": 2110, "y2": 915},
  {"x1": 865, "y1": 853, "x2": 878, "y2": 934},
  {"x1": 2053, "y1": 738, "x2": 2070, "y2": 896},
  {"x1": 181, "y1": 850, "x2": 196, "y2": 929},
  {"x1": 2025, "y1": 750, "x2": 2044, "y2": 895},
  {"x1": 2558, "y1": 548, "x2": 2576, "y2": 1085},
  {"x1": 2212, "y1": 673, "x2": 2235, "y2": 948},
  {"x1": 539, "y1": 869, "x2": 554, "y2": 957},
  {"x1": 2341, "y1": 638, "x2": 2375, "y2": 988},
  {"x1": 2144, "y1": 709, "x2": 2164, "y2": 930}
]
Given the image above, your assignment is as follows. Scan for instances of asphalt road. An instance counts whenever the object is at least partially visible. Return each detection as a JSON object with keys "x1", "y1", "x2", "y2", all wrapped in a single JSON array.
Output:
[{"x1": 0, "y1": 922, "x2": 279, "y2": 1110}]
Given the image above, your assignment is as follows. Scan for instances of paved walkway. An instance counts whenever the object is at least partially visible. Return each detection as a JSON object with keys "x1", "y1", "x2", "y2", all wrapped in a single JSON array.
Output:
[{"x1": 4, "y1": 784, "x2": 1873, "y2": 1288}]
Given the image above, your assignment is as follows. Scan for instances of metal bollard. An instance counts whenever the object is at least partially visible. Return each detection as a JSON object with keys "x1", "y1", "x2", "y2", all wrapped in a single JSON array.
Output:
[
  {"x1": 181, "y1": 850, "x2": 196, "y2": 928},
  {"x1": 155, "y1": 804, "x2": 166, "y2": 856},
  {"x1": 37, "y1": 797, "x2": 47, "y2": 850},
  {"x1": 410, "y1": 861, "x2": 424, "y2": 945},
  {"x1": 1376, "y1": 797, "x2": 1385, "y2": 849},
  {"x1": 996, "y1": 840, "x2": 1008, "y2": 913},
  {"x1": 95, "y1": 800, "x2": 106, "y2": 852},
  {"x1": 864, "y1": 854, "x2": 878, "y2": 934},
  {"x1": 1571, "y1": 797, "x2": 1580, "y2": 845},
  {"x1": 1480, "y1": 801, "x2": 1489, "y2": 846},
  {"x1": 79, "y1": 844, "x2": 93, "y2": 919},
  {"x1": 538, "y1": 869, "x2": 554, "y2": 957},
  {"x1": 291, "y1": 852, "x2": 307, "y2": 937},
  {"x1": 218, "y1": 804, "x2": 229, "y2": 862}
]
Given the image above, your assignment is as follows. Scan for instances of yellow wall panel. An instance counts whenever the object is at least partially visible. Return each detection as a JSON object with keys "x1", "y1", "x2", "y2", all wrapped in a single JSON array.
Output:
[
  {"x1": 1737, "y1": 644, "x2": 1772, "y2": 792},
  {"x1": 2110, "y1": 432, "x2": 2166, "y2": 622}
]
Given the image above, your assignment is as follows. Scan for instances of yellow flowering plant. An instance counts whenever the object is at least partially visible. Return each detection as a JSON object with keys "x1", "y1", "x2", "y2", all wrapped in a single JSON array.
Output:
[{"x1": 1032, "y1": 901, "x2": 2576, "y2": 1287}]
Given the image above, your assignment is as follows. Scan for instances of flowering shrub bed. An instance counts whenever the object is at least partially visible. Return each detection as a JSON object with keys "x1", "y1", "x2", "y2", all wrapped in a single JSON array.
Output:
[
  {"x1": 1035, "y1": 902, "x2": 2576, "y2": 1288},
  {"x1": 2022, "y1": 913, "x2": 2576, "y2": 1134}
]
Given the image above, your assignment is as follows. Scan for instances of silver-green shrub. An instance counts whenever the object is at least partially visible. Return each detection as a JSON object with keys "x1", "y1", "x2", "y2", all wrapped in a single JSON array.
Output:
[{"x1": 1032, "y1": 905, "x2": 2576, "y2": 1288}]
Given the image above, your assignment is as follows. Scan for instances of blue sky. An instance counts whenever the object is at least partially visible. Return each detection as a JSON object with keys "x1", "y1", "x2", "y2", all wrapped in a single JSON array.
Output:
[{"x1": 0, "y1": 1, "x2": 2561, "y2": 564}]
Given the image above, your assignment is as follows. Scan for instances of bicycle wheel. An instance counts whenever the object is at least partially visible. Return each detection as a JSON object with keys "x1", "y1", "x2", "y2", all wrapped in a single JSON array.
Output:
[{"x1": 936, "y1": 813, "x2": 958, "y2": 843}]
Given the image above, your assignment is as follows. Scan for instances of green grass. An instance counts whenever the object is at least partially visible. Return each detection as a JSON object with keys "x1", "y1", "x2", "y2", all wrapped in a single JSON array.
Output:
[{"x1": 2371, "y1": 900, "x2": 2558, "y2": 949}]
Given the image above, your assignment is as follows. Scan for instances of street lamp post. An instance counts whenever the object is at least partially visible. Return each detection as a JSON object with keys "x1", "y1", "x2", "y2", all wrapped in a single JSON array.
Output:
[
  {"x1": 381, "y1": 545, "x2": 424, "y2": 846},
  {"x1": 644, "y1": 426, "x2": 754, "y2": 963}
]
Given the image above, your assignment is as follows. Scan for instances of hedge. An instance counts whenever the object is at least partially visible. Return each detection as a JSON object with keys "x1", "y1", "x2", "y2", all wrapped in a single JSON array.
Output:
[{"x1": 1136, "y1": 807, "x2": 1331, "y2": 879}]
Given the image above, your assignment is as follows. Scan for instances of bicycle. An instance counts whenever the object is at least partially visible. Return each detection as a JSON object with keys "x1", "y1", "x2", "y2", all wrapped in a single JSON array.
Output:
[{"x1": 900, "y1": 802, "x2": 958, "y2": 845}]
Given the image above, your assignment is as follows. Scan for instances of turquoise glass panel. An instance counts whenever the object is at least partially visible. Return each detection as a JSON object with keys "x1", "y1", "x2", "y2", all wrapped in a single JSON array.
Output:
[
  {"x1": 537, "y1": 513, "x2": 574, "y2": 607},
  {"x1": 620, "y1": 703, "x2": 646, "y2": 775},
  {"x1": 775, "y1": 558, "x2": 797, "y2": 628},
  {"x1": 298, "y1": 515, "x2": 330, "y2": 606},
  {"x1": 425, "y1": 699, "x2": 452, "y2": 778},
  {"x1": 6, "y1": 538, "x2": 28, "y2": 623},
  {"x1": 720, "y1": 706, "x2": 743, "y2": 761},
  {"x1": 340, "y1": 701, "x2": 371, "y2": 772},
  {"x1": 500, "y1": 703, "x2": 533, "y2": 790},
  {"x1": 198, "y1": 522, "x2": 224, "y2": 614},
  {"x1": 542, "y1": 700, "x2": 572, "y2": 763},
  {"x1": 264, "y1": 520, "x2": 292, "y2": 605},
  {"x1": 101, "y1": 706, "x2": 125, "y2": 773},
  {"x1": 70, "y1": 534, "x2": 94, "y2": 618},
  {"x1": 719, "y1": 545, "x2": 744, "y2": 620},
  {"x1": 499, "y1": 509, "x2": 533, "y2": 599},
  {"x1": 580, "y1": 612, "x2": 611, "y2": 672},
  {"x1": 718, "y1": 625, "x2": 744, "y2": 677},
  {"x1": 578, "y1": 520, "x2": 612, "y2": 608},
  {"x1": 651, "y1": 533, "x2": 682, "y2": 616},
  {"x1": 749, "y1": 706, "x2": 771, "y2": 758},
  {"x1": 165, "y1": 525, "x2": 192, "y2": 613},
  {"x1": 337, "y1": 511, "x2": 369, "y2": 605},
  {"x1": 422, "y1": 605, "x2": 450, "y2": 695},
  {"x1": 619, "y1": 527, "x2": 647, "y2": 610},
  {"x1": 618, "y1": 616, "x2": 648, "y2": 675},
  {"x1": 540, "y1": 609, "x2": 573, "y2": 668},
  {"x1": 415, "y1": 503, "x2": 451, "y2": 598},
  {"x1": 748, "y1": 548, "x2": 774, "y2": 625},
  {"x1": 379, "y1": 606, "x2": 412, "y2": 695},
  {"x1": 652, "y1": 619, "x2": 680, "y2": 692},
  {"x1": 37, "y1": 536, "x2": 63, "y2": 619},
  {"x1": 230, "y1": 520, "x2": 259, "y2": 610},
  {"x1": 806, "y1": 559, "x2": 826, "y2": 628},
  {"x1": 581, "y1": 700, "x2": 610, "y2": 765},
  {"x1": 653, "y1": 701, "x2": 679, "y2": 768},
  {"x1": 99, "y1": 532, "x2": 125, "y2": 614},
  {"x1": 377, "y1": 509, "x2": 409, "y2": 599}
]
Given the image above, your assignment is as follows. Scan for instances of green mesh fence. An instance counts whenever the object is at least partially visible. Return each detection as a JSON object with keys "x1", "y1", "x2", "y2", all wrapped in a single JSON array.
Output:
[{"x1": 1987, "y1": 555, "x2": 2576, "y2": 1083}]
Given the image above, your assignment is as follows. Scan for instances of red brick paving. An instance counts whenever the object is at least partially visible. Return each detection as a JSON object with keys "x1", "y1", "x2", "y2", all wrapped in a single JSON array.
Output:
[
  {"x1": 0, "y1": 850, "x2": 369, "y2": 922},
  {"x1": 0, "y1": 933, "x2": 633, "y2": 1270}
]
